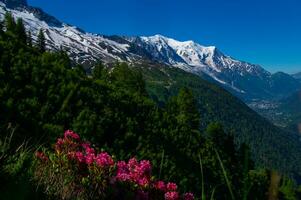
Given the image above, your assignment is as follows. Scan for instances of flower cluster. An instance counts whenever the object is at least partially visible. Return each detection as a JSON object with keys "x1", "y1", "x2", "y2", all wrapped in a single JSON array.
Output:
[
  {"x1": 64, "y1": 129, "x2": 80, "y2": 140},
  {"x1": 35, "y1": 151, "x2": 48, "y2": 162},
  {"x1": 52, "y1": 130, "x2": 115, "y2": 168},
  {"x1": 35, "y1": 130, "x2": 195, "y2": 200},
  {"x1": 116, "y1": 158, "x2": 151, "y2": 187}
]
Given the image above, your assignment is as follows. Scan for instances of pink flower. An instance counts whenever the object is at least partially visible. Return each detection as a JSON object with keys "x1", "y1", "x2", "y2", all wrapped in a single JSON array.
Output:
[
  {"x1": 35, "y1": 151, "x2": 48, "y2": 161},
  {"x1": 183, "y1": 193, "x2": 194, "y2": 200},
  {"x1": 56, "y1": 138, "x2": 64, "y2": 145},
  {"x1": 164, "y1": 191, "x2": 179, "y2": 200},
  {"x1": 95, "y1": 152, "x2": 114, "y2": 167},
  {"x1": 85, "y1": 153, "x2": 95, "y2": 165},
  {"x1": 85, "y1": 147, "x2": 95, "y2": 155},
  {"x1": 116, "y1": 161, "x2": 130, "y2": 181},
  {"x1": 116, "y1": 172, "x2": 131, "y2": 181},
  {"x1": 137, "y1": 177, "x2": 150, "y2": 187},
  {"x1": 64, "y1": 130, "x2": 80, "y2": 140},
  {"x1": 117, "y1": 161, "x2": 128, "y2": 173},
  {"x1": 166, "y1": 182, "x2": 177, "y2": 191},
  {"x1": 154, "y1": 181, "x2": 166, "y2": 191},
  {"x1": 81, "y1": 142, "x2": 91, "y2": 149},
  {"x1": 139, "y1": 160, "x2": 151, "y2": 175},
  {"x1": 54, "y1": 138, "x2": 65, "y2": 152},
  {"x1": 67, "y1": 151, "x2": 76, "y2": 160},
  {"x1": 76, "y1": 151, "x2": 85, "y2": 163},
  {"x1": 128, "y1": 157, "x2": 139, "y2": 169},
  {"x1": 116, "y1": 158, "x2": 152, "y2": 187}
]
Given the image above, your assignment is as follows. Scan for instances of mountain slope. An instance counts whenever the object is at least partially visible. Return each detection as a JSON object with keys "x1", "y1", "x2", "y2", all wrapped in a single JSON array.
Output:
[
  {"x1": 0, "y1": 0, "x2": 135, "y2": 66},
  {"x1": 293, "y1": 72, "x2": 301, "y2": 82},
  {"x1": 0, "y1": 0, "x2": 300, "y2": 102},
  {"x1": 278, "y1": 90, "x2": 301, "y2": 134},
  {"x1": 126, "y1": 35, "x2": 301, "y2": 101},
  {"x1": 135, "y1": 63, "x2": 301, "y2": 174}
]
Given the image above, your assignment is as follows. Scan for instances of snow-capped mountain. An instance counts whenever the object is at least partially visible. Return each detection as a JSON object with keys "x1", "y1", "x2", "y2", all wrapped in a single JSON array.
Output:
[
  {"x1": 132, "y1": 34, "x2": 272, "y2": 94},
  {"x1": 0, "y1": 0, "x2": 300, "y2": 101},
  {"x1": 0, "y1": 0, "x2": 135, "y2": 66}
]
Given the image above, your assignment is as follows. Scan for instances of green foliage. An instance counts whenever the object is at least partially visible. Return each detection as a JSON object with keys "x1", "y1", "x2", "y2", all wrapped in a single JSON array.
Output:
[
  {"x1": 0, "y1": 19, "x2": 4, "y2": 35},
  {"x1": 4, "y1": 12, "x2": 16, "y2": 33},
  {"x1": 27, "y1": 31, "x2": 32, "y2": 47},
  {"x1": 279, "y1": 177, "x2": 297, "y2": 200},
  {"x1": 248, "y1": 169, "x2": 269, "y2": 200},
  {"x1": 16, "y1": 18, "x2": 27, "y2": 43},
  {"x1": 0, "y1": 13, "x2": 297, "y2": 199},
  {"x1": 137, "y1": 64, "x2": 301, "y2": 175},
  {"x1": 110, "y1": 62, "x2": 147, "y2": 96},
  {"x1": 36, "y1": 29, "x2": 46, "y2": 52},
  {"x1": 0, "y1": 128, "x2": 46, "y2": 200}
]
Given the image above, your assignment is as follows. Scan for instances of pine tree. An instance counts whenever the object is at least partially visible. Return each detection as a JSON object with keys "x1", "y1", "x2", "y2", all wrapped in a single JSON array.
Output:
[
  {"x1": 175, "y1": 87, "x2": 200, "y2": 130},
  {"x1": 16, "y1": 18, "x2": 27, "y2": 43},
  {"x1": 4, "y1": 12, "x2": 16, "y2": 33},
  {"x1": 36, "y1": 29, "x2": 46, "y2": 52},
  {"x1": 27, "y1": 31, "x2": 32, "y2": 47},
  {"x1": 110, "y1": 63, "x2": 147, "y2": 95},
  {"x1": 0, "y1": 20, "x2": 4, "y2": 36},
  {"x1": 92, "y1": 62, "x2": 105, "y2": 79}
]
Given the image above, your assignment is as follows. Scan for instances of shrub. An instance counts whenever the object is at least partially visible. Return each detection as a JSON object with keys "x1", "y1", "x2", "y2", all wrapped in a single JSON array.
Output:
[{"x1": 34, "y1": 130, "x2": 195, "y2": 200}]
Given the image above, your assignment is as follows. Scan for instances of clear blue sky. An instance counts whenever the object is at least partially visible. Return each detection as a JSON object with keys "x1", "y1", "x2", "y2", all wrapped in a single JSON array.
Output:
[{"x1": 27, "y1": 0, "x2": 301, "y2": 73}]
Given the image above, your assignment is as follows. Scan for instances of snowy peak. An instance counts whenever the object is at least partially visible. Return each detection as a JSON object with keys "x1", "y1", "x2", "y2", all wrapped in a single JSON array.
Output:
[
  {"x1": 0, "y1": 0, "x2": 299, "y2": 101},
  {"x1": 0, "y1": 2, "x2": 133, "y2": 66},
  {"x1": 140, "y1": 34, "x2": 219, "y2": 70},
  {"x1": 139, "y1": 34, "x2": 267, "y2": 75},
  {"x1": 140, "y1": 34, "x2": 217, "y2": 67},
  {"x1": 138, "y1": 35, "x2": 270, "y2": 83},
  {"x1": 134, "y1": 35, "x2": 300, "y2": 99}
]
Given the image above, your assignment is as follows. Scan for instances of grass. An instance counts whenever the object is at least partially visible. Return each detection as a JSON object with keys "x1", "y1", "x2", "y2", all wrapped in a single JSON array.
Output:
[{"x1": 214, "y1": 149, "x2": 235, "y2": 200}]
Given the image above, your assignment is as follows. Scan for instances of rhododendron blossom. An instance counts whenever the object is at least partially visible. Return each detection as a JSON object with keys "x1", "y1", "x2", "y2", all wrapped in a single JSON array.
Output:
[
  {"x1": 116, "y1": 157, "x2": 152, "y2": 188},
  {"x1": 154, "y1": 181, "x2": 166, "y2": 191},
  {"x1": 67, "y1": 151, "x2": 76, "y2": 160},
  {"x1": 85, "y1": 153, "x2": 95, "y2": 165},
  {"x1": 64, "y1": 130, "x2": 80, "y2": 140},
  {"x1": 35, "y1": 151, "x2": 48, "y2": 161},
  {"x1": 165, "y1": 191, "x2": 179, "y2": 200},
  {"x1": 76, "y1": 151, "x2": 85, "y2": 163},
  {"x1": 55, "y1": 138, "x2": 64, "y2": 152},
  {"x1": 183, "y1": 193, "x2": 194, "y2": 200},
  {"x1": 95, "y1": 152, "x2": 114, "y2": 167},
  {"x1": 81, "y1": 142, "x2": 91, "y2": 149},
  {"x1": 166, "y1": 182, "x2": 178, "y2": 191},
  {"x1": 35, "y1": 130, "x2": 195, "y2": 200}
]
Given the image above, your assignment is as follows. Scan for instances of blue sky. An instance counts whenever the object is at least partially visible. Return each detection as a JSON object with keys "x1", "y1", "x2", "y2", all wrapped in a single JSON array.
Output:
[{"x1": 28, "y1": 0, "x2": 301, "y2": 73}]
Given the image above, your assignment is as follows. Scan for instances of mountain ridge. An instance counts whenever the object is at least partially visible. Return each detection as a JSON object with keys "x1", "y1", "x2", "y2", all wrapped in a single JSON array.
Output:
[
  {"x1": 0, "y1": 0, "x2": 300, "y2": 101},
  {"x1": 293, "y1": 72, "x2": 301, "y2": 82}
]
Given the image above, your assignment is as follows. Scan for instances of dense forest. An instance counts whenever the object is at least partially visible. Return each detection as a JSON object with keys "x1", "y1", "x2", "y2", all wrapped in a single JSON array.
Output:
[
  {"x1": 136, "y1": 63, "x2": 301, "y2": 174},
  {"x1": 279, "y1": 91, "x2": 301, "y2": 133},
  {"x1": 0, "y1": 13, "x2": 301, "y2": 199}
]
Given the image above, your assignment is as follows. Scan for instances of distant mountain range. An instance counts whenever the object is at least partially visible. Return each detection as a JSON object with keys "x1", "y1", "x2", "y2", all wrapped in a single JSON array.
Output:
[
  {"x1": 293, "y1": 72, "x2": 301, "y2": 82},
  {"x1": 0, "y1": 0, "x2": 300, "y2": 102}
]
